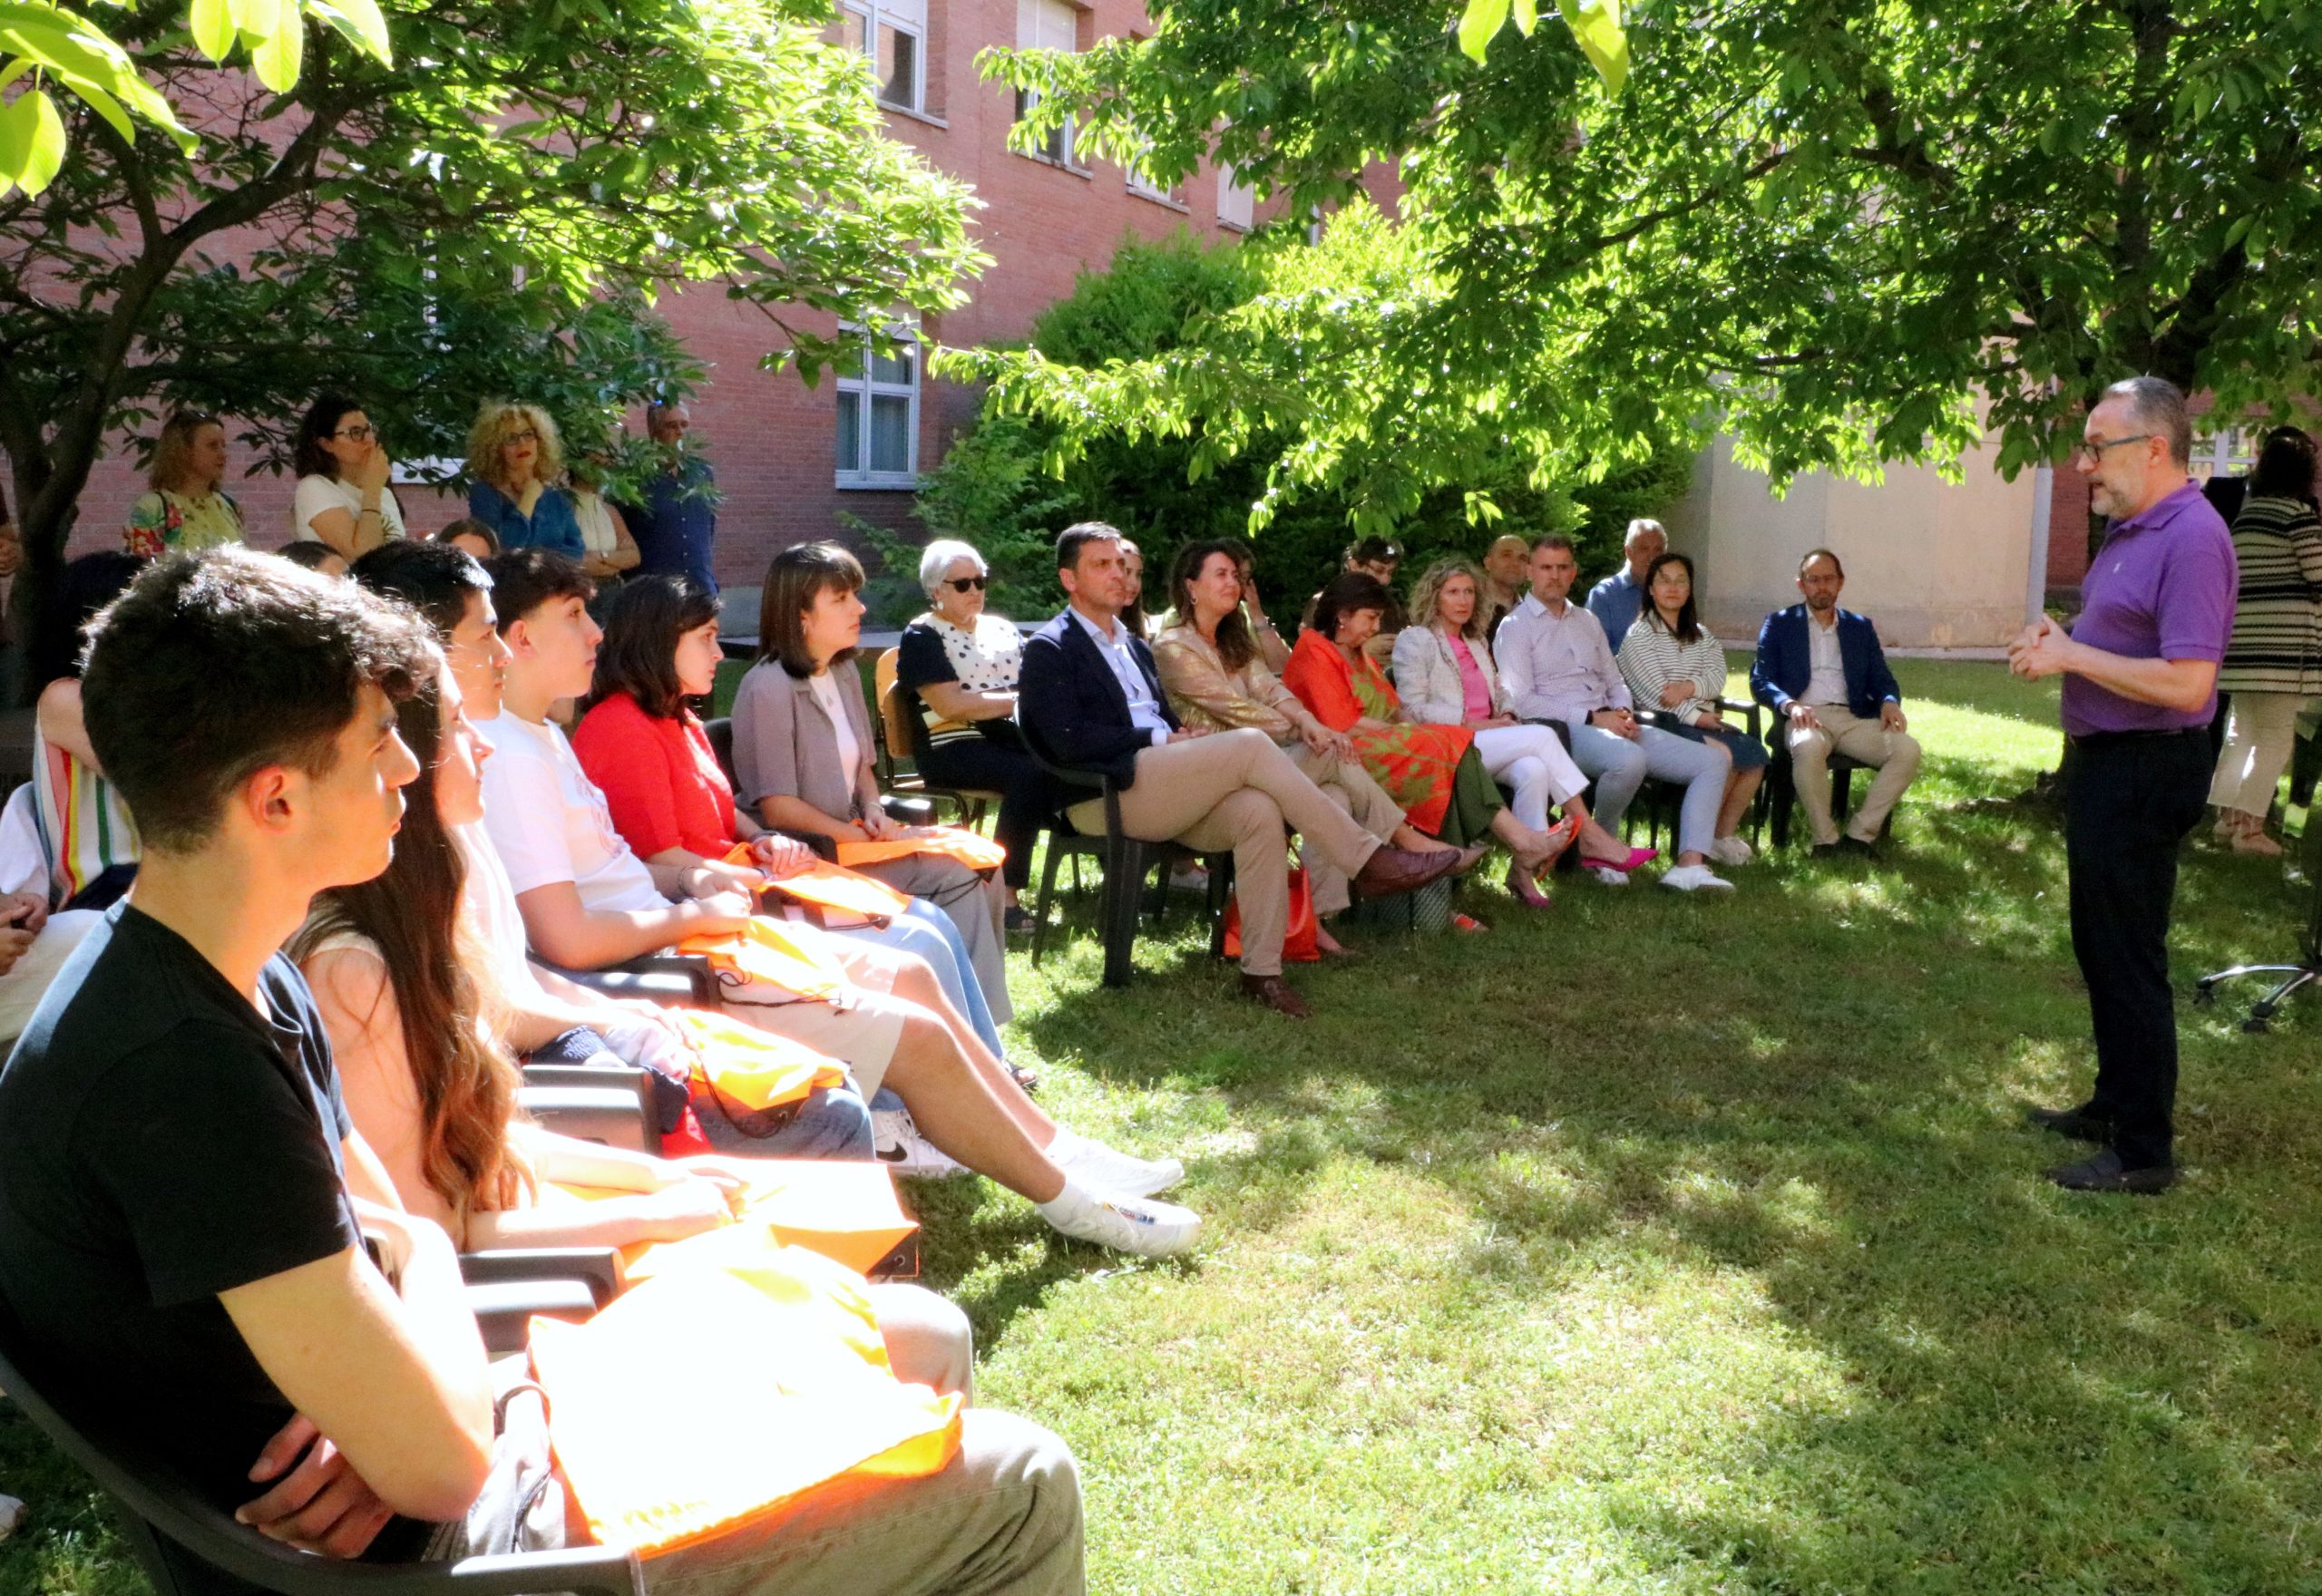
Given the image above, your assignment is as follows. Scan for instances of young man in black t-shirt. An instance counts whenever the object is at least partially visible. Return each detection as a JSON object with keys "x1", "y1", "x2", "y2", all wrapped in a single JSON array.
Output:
[{"x1": 0, "y1": 549, "x2": 1088, "y2": 1596}]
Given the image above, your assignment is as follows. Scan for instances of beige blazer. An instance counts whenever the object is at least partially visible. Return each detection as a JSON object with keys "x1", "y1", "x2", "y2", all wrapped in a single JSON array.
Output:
[
  {"x1": 730, "y1": 657, "x2": 883, "y2": 823},
  {"x1": 1391, "y1": 624, "x2": 1507, "y2": 725}
]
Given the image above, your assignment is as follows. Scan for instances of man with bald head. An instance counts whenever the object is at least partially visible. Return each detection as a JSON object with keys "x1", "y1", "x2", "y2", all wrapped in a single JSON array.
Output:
[
  {"x1": 2011, "y1": 375, "x2": 2235, "y2": 1195},
  {"x1": 1481, "y1": 533, "x2": 1530, "y2": 637},
  {"x1": 1585, "y1": 519, "x2": 1668, "y2": 641}
]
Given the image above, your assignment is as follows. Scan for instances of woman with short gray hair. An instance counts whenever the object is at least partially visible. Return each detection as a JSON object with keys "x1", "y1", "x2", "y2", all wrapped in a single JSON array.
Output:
[{"x1": 894, "y1": 540, "x2": 1065, "y2": 929}]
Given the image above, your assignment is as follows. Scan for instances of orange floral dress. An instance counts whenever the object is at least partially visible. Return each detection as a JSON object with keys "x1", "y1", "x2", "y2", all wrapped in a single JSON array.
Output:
[{"x1": 1282, "y1": 628, "x2": 1476, "y2": 835}]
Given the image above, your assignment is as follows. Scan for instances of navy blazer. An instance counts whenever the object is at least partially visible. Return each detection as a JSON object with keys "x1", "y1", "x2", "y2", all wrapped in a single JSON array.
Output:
[
  {"x1": 1016, "y1": 608, "x2": 1180, "y2": 788},
  {"x1": 1750, "y1": 604, "x2": 1902, "y2": 721}
]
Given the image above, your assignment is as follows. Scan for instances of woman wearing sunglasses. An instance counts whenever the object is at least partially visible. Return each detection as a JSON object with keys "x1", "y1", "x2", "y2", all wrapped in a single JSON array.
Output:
[
  {"x1": 290, "y1": 394, "x2": 408, "y2": 559},
  {"x1": 463, "y1": 399, "x2": 586, "y2": 560},
  {"x1": 893, "y1": 540, "x2": 1065, "y2": 929}
]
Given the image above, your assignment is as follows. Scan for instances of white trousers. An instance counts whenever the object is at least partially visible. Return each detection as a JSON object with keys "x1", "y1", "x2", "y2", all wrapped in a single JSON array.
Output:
[{"x1": 1470, "y1": 725, "x2": 1585, "y2": 832}]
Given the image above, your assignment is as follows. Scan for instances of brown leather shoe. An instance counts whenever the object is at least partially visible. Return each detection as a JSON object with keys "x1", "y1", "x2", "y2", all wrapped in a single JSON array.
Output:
[
  {"x1": 1351, "y1": 844, "x2": 1462, "y2": 900},
  {"x1": 1239, "y1": 974, "x2": 1312, "y2": 1019}
]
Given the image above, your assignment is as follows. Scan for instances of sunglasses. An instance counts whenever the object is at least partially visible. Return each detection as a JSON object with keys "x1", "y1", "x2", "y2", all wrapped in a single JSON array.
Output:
[{"x1": 945, "y1": 576, "x2": 989, "y2": 592}]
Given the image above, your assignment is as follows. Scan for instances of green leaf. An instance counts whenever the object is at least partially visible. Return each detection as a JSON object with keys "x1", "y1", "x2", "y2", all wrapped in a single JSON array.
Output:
[
  {"x1": 1556, "y1": 0, "x2": 1627, "y2": 94},
  {"x1": 239, "y1": 0, "x2": 281, "y2": 49},
  {"x1": 59, "y1": 75, "x2": 132, "y2": 144},
  {"x1": 251, "y1": 5, "x2": 303, "y2": 92},
  {"x1": 1511, "y1": 0, "x2": 1538, "y2": 33},
  {"x1": 0, "y1": 87, "x2": 26, "y2": 194},
  {"x1": 7, "y1": 85, "x2": 63, "y2": 194},
  {"x1": 190, "y1": 0, "x2": 235, "y2": 60},
  {"x1": 1458, "y1": 0, "x2": 1510, "y2": 64},
  {"x1": 307, "y1": 0, "x2": 392, "y2": 63}
]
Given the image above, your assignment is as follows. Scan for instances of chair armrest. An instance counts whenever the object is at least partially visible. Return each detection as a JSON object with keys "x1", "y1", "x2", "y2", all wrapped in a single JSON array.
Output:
[
  {"x1": 459, "y1": 1247, "x2": 624, "y2": 1307},
  {"x1": 431, "y1": 1544, "x2": 646, "y2": 1596},
  {"x1": 516, "y1": 1085, "x2": 654, "y2": 1153},
  {"x1": 881, "y1": 793, "x2": 936, "y2": 826},
  {"x1": 522, "y1": 1061, "x2": 656, "y2": 1124},
  {"x1": 536, "y1": 953, "x2": 716, "y2": 1007}
]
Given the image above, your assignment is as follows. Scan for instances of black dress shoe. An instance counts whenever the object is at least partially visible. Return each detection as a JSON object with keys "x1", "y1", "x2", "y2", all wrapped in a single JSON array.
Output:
[
  {"x1": 2025, "y1": 1103, "x2": 2114, "y2": 1143},
  {"x1": 1837, "y1": 835, "x2": 1878, "y2": 858},
  {"x1": 2045, "y1": 1147, "x2": 2176, "y2": 1194}
]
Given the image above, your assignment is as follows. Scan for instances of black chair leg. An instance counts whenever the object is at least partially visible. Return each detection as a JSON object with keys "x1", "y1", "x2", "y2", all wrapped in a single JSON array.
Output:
[
  {"x1": 1770, "y1": 763, "x2": 1794, "y2": 850},
  {"x1": 1101, "y1": 833, "x2": 1144, "y2": 988},
  {"x1": 1206, "y1": 852, "x2": 1234, "y2": 960},
  {"x1": 1031, "y1": 837, "x2": 1067, "y2": 968}
]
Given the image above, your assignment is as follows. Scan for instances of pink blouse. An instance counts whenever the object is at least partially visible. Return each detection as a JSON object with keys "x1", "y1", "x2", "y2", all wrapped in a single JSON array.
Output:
[{"x1": 1449, "y1": 637, "x2": 1494, "y2": 722}]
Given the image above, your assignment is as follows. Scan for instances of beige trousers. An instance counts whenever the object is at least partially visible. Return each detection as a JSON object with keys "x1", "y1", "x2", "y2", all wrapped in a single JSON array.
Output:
[
  {"x1": 2209, "y1": 689, "x2": 2309, "y2": 815},
  {"x1": 1068, "y1": 728, "x2": 1382, "y2": 977},
  {"x1": 1289, "y1": 742, "x2": 1406, "y2": 915},
  {"x1": 1787, "y1": 704, "x2": 1922, "y2": 845}
]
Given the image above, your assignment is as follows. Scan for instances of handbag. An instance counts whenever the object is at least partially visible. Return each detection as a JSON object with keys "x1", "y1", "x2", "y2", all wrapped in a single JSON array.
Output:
[{"x1": 1221, "y1": 864, "x2": 1321, "y2": 962}]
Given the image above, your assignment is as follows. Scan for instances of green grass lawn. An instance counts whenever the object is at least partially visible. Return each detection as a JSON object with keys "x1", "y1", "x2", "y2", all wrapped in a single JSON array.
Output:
[{"x1": 13, "y1": 660, "x2": 2322, "y2": 1594}]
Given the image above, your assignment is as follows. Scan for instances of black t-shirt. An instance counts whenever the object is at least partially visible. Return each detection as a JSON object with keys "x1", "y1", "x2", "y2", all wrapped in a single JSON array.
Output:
[{"x1": 0, "y1": 903, "x2": 362, "y2": 1520}]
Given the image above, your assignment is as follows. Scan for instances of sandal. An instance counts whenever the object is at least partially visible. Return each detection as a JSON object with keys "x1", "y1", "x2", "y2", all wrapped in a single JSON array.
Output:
[
  {"x1": 1452, "y1": 912, "x2": 1491, "y2": 934},
  {"x1": 1503, "y1": 861, "x2": 1555, "y2": 910}
]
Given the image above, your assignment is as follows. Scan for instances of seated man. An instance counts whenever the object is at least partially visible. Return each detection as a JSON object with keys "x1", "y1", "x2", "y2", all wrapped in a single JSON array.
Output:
[
  {"x1": 1018, "y1": 522, "x2": 1459, "y2": 1020},
  {"x1": 1750, "y1": 548, "x2": 1921, "y2": 855},
  {"x1": 1584, "y1": 518, "x2": 1668, "y2": 644},
  {"x1": 1496, "y1": 534, "x2": 1735, "y2": 892},
  {"x1": 0, "y1": 548, "x2": 1085, "y2": 1593},
  {"x1": 473, "y1": 548, "x2": 1197, "y2": 1257},
  {"x1": 1479, "y1": 533, "x2": 1530, "y2": 640}
]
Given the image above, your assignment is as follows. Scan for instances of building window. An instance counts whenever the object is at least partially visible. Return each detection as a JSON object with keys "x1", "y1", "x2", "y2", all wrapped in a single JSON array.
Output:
[
  {"x1": 1216, "y1": 162, "x2": 1254, "y2": 230},
  {"x1": 2189, "y1": 424, "x2": 2259, "y2": 485},
  {"x1": 1013, "y1": 0, "x2": 1078, "y2": 166},
  {"x1": 842, "y1": 0, "x2": 925, "y2": 113},
  {"x1": 835, "y1": 324, "x2": 920, "y2": 487}
]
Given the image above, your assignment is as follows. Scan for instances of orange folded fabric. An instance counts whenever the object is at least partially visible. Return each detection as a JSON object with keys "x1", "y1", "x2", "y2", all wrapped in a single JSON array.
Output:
[
  {"x1": 761, "y1": 859, "x2": 916, "y2": 921},
  {"x1": 678, "y1": 917, "x2": 848, "y2": 1001},
  {"x1": 834, "y1": 824, "x2": 1007, "y2": 872},
  {"x1": 674, "y1": 1007, "x2": 846, "y2": 1114},
  {"x1": 530, "y1": 1250, "x2": 962, "y2": 1558},
  {"x1": 616, "y1": 1160, "x2": 915, "y2": 1279}
]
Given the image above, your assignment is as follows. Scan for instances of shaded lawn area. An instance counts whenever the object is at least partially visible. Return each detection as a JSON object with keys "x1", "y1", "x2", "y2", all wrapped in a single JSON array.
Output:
[{"x1": 11, "y1": 661, "x2": 2322, "y2": 1595}]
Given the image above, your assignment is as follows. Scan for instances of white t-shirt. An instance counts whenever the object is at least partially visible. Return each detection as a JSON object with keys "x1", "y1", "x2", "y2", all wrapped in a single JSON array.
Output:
[
  {"x1": 572, "y1": 491, "x2": 620, "y2": 559},
  {"x1": 292, "y1": 472, "x2": 407, "y2": 546},
  {"x1": 454, "y1": 821, "x2": 548, "y2": 1005},
  {"x1": 810, "y1": 670, "x2": 862, "y2": 790},
  {"x1": 475, "y1": 712, "x2": 669, "y2": 915}
]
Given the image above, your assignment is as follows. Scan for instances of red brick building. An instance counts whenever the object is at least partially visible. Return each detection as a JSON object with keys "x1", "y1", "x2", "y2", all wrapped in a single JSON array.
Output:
[{"x1": 59, "y1": 0, "x2": 1263, "y2": 587}]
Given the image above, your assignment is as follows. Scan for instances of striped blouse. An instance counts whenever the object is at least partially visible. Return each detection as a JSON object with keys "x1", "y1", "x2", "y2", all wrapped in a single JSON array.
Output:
[
  {"x1": 2219, "y1": 493, "x2": 2322, "y2": 696},
  {"x1": 31, "y1": 727, "x2": 139, "y2": 908},
  {"x1": 1616, "y1": 614, "x2": 1730, "y2": 725}
]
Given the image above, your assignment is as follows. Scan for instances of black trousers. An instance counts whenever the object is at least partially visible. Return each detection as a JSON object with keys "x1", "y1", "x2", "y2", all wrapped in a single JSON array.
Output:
[
  {"x1": 916, "y1": 728, "x2": 1067, "y2": 891},
  {"x1": 2063, "y1": 729, "x2": 2212, "y2": 1168}
]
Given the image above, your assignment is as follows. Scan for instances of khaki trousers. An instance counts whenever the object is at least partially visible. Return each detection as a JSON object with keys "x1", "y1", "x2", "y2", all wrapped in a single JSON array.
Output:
[
  {"x1": 1068, "y1": 728, "x2": 1382, "y2": 977},
  {"x1": 1288, "y1": 742, "x2": 1406, "y2": 915},
  {"x1": 1787, "y1": 704, "x2": 1921, "y2": 845}
]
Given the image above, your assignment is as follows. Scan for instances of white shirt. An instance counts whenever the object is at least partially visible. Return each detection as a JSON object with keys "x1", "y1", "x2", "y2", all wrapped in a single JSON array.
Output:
[
  {"x1": 1494, "y1": 593, "x2": 1634, "y2": 728},
  {"x1": 571, "y1": 491, "x2": 620, "y2": 558},
  {"x1": 1804, "y1": 611, "x2": 1848, "y2": 706},
  {"x1": 474, "y1": 711, "x2": 669, "y2": 915},
  {"x1": 1069, "y1": 605, "x2": 1170, "y2": 744},
  {"x1": 454, "y1": 821, "x2": 550, "y2": 1005},
  {"x1": 291, "y1": 472, "x2": 406, "y2": 545},
  {"x1": 809, "y1": 669, "x2": 863, "y2": 789}
]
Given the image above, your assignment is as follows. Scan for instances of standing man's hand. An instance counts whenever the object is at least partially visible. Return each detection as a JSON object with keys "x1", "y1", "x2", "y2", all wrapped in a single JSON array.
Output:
[{"x1": 2009, "y1": 615, "x2": 2076, "y2": 680}]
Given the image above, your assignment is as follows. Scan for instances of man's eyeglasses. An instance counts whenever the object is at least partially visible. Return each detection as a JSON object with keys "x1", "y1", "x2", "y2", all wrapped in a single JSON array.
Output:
[
  {"x1": 334, "y1": 424, "x2": 376, "y2": 442},
  {"x1": 2074, "y1": 433, "x2": 2152, "y2": 465},
  {"x1": 945, "y1": 576, "x2": 988, "y2": 592}
]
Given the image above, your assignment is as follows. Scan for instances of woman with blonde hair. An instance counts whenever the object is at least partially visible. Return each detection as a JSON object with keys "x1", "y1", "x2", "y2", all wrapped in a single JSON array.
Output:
[
  {"x1": 464, "y1": 400, "x2": 585, "y2": 560},
  {"x1": 1394, "y1": 556, "x2": 1638, "y2": 904},
  {"x1": 124, "y1": 412, "x2": 245, "y2": 555}
]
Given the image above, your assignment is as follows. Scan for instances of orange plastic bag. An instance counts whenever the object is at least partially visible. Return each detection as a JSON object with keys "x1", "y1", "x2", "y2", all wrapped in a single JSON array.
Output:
[
  {"x1": 529, "y1": 1250, "x2": 962, "y2": 1558},
  {"x1": 618, "y1": 1161, "x2": 916, "y2": 1279},
  {"x1": 678, "y1": 917, "x2": 848, "y2": 1002},
  {"x1": 673, "y1": 1007, "x2": 846, "y2": 1116},
  {"x1": 834, "y1": 824, "x2": 1007, "y2": 873},
  {"x1": 1223, "y1": 864, "x2": 1321, "y2": 963}
]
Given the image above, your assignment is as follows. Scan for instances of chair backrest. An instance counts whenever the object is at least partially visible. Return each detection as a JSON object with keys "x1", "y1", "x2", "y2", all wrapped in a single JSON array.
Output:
[
  {"x1": 871, "y1": 648, "x2": 917, "y2": 783},
  {"x1": 703, "y1": 715, "x2": 737, "y2": 791}
]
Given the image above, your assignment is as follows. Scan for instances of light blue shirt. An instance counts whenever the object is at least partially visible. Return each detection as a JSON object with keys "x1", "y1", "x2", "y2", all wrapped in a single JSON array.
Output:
[
  {"x1": 1068, "y1": 606, "x2": 1170, "y2": 744},
  {"x1": 1496, "y1": 593, "x2": 1633, "y2": 728},
  {"x1": 1585, "y1": 568, "x2": 1646, "y2": 643}
]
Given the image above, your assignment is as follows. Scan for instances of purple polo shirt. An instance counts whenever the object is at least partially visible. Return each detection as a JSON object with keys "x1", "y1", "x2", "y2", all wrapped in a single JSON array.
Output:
[{"x1": 2063, "y1": 481, "x2": 2237, "y2": 736}]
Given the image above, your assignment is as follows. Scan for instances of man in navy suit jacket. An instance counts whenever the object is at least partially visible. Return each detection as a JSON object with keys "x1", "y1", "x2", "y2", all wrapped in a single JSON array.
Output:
[
  {"x1": 1017, "y1": 522, "x2": 1459, "y2": 1018},
  {"x1": 1749, "y1": 549, "x2": 1922, "y2": 854}
]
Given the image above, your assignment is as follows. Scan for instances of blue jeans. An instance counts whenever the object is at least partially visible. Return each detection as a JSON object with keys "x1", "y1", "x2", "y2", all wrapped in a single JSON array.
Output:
[
  {"x1": 829, "y1": 900, "x2": 1007, "y2": 1058},
  {"x1": 1564, "y1": 720, "x2": 1732, "y2": 858}
]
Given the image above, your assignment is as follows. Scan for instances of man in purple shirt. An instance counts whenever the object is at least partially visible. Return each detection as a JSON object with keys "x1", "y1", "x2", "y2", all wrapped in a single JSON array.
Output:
[{"x1": 2010, "y1": 376, "x2": 2236, "y2": 1193}]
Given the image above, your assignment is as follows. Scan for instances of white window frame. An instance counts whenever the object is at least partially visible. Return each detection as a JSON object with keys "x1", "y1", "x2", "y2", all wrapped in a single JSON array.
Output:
[
  {"x1": 1216, "y1": 161, "x2": 1254, "y2": 231},
  {"x1": 2189, "y1": 424, "x2": 2258, "y2": 485},
  {"x1": 1014, "y1": 0, "x2": 1078, "y2": 168},
  {"x1": 842, "y1": 0, "x2": 925, "y2": 114},
  {"x1": 834, "y1": 321, "x2": 922, "y2": 489}
]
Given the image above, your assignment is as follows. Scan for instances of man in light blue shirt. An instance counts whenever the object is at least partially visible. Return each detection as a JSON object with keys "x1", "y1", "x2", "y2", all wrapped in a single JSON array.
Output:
[{"x1": 1584, "y1": 518, "x2": 1667, "y2": 644}]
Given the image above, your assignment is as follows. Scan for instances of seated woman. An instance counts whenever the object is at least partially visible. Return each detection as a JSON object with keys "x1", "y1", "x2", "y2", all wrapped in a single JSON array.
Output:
[
  {"x1": 292, "y1": 660, "x2": 977, "y2": 1393},
  {"x1": 122, "y1": 411, "x2": 245, "y2": 555},
  {"x1": 465, "y1": 401, "x2": 586, "y2": 560},
  {"x1": 290, "y1": 394, "x2": 406, "y2": 559},
  {"x1": 894, "y1": 540, "x2": 1068, "y2": 933},
  {"x1": 1153, "y1": 540, "x2": 1472, "y2": 937},
  {"x1": 1392, "y1": 558, "x2": 1643, "y2": 906},
  {"x1": 30, "y1": 552, "x2": 147, "y2": 913},
  {"x1": 1283, "y1": 572, "x2": 1577, "y2": 899},
  {"x1": 1615, "y1": 551, "x2": 1765, "y2": 865},
  {"x1": 734, "y1": 543, "x2": 1012, "y2": 1025},
  {"x1": 434, "y1": 517, "x2": 500, "y2": 562},
  {"x1": 571, "y1": 574, "x2": 1019, "y2": 1070}
]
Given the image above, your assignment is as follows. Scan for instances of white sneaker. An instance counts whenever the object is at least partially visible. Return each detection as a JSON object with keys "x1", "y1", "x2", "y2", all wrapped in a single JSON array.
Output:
[
  {"x1": 1660, "y1": 862, "x2": 1735, "y2": 892},
  {"x1": 1708, "y1": 835, "x2": 1754, "y2": 866},
  {"x1": 1045, "y1": 1128, "x2": 1185, "y2": 1197},
  {"x1": 1588, "y1": 865, "x2": 1632, "y2": 887},
  {"x1": 1038, "y1": 1180, "x2": 1202, "y2": 1257},
  {"x1": 872, "y1": 1105, "x2": 971, "y2": 1179}
]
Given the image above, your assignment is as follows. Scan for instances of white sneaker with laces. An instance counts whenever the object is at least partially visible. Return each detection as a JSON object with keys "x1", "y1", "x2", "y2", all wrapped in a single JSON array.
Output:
[
  {"x1": 1708, "y1": 835, "x2": 1754, "y2": 866},
  {"x1": 1588, "y1": 865, "x2": 1632, "y2": 887},
  {"x1": 1046, "y1": 1127, "x2": 1185, "y2": 1197},
  {"x1": 872, "y1": 1105, "x2": 971, "y2": 1179},
  {"x1": 1037, "y1": 1181, "x2": 1202, "y2": 1257},
  {"x1": 1661, "y1": 862, "x2": 1735, "y2": 892}
]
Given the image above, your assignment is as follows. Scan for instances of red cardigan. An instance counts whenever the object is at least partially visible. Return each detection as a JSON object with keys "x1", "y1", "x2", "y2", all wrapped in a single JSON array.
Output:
[{"x1": 571, "y1": 695, "x2": 738, "y2": 861}]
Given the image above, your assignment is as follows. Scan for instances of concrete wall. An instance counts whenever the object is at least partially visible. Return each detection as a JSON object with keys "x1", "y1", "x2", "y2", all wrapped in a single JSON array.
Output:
[{"x1": 1661, "y1": 433, "x2": 2037, "y2": 650}]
